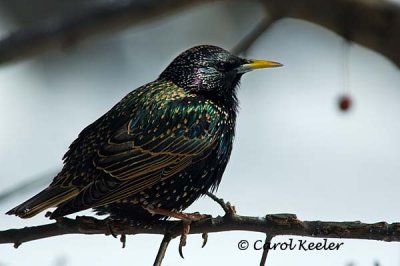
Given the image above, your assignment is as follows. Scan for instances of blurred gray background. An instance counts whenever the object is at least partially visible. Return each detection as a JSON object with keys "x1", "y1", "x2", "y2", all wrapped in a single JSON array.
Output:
[{"x1": 1, "y1": 1, "x2": 400, "y2": 265}]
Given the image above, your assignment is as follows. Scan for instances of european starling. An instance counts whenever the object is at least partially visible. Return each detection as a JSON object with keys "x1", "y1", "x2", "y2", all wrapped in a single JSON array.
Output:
[{"x1": 7, "y1": 45, "x2": 282, "y2": 222}]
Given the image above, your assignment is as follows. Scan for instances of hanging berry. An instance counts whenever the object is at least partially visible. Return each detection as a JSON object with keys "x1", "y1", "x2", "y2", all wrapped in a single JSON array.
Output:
[{"x1": 338, "y1": 94, "x2": 352, "y2": 112}]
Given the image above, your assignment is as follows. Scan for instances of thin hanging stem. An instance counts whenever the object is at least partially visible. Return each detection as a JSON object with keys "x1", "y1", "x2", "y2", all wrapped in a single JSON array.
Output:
[{"x1": 342, "y1": 39, "x2": 352, "y2": 95}]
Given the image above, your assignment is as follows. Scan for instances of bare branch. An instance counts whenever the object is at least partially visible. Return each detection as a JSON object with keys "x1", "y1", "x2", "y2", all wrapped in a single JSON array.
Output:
[
  {"x1": 0, "y1": 0, "x2": 400, "y2": 67},
  {"x1": 154, "y1": 234, "x2": 173, "y2": 266},
  {"x1": 259, "y1": 234, "x2": 274, "y2": 266},
  {"x1": 205, "y1": 192, "x2": 236, "y2": 216},
  {"x1": 230, "y1": 17, "x2": 275, "y2": 55},
  {"x1": 263, "y1": 0, "x2": 400, "y2": 67},
  {"x1": 2, "y1": 213, "x2": 400, "y2": 249},
  {"x1": 205, "y1": 192, "x2": 231, "y2": 215},
  {"x1": 0, "y1": 172, "x2": 55, "y2": 203},
  {"x1": 0, "y1": 0, "x2": 213, "y2": 65}
]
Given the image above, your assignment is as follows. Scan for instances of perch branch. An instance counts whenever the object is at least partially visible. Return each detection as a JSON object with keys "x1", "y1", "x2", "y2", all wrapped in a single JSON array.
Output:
[{"x1": 2, "y1": 214, "x2": 400, "y2": 248}]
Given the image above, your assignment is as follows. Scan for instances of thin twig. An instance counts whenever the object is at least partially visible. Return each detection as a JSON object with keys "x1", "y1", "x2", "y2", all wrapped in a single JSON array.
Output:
[
  {"x1": 259, "y1": 234, "x2": 274, "y2": 266},
  {"x1": 0, "y1": 173, "x2": 55, "y2": 203},
  {"x1": 153, "y1": 234, "x2": 173, "y2": 266},
  {"x1": 205, "y1": 192, "x2": 231, "y2": 215},
  {"x1": 231, "y1": 17, "x2": 275, "y2": 55}
]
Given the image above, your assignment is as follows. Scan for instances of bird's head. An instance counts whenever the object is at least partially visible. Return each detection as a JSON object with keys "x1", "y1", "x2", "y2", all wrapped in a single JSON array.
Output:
[{"x1": 160, "y1": 45, "x2": 282, "y2": 109}]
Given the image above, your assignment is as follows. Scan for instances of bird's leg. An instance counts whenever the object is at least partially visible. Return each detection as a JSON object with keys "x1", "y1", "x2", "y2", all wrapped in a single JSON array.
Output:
[
  {"x1": 144, "y1": 206, "x2": 211, "y2": 258},
  {"x1": 144, "y1": 207, "x2": 209, "y2": 221}
]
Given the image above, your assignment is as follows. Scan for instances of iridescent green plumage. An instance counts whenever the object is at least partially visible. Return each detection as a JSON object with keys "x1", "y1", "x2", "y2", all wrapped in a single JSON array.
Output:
[{"x1": 7, "y1": 45, "x2": 281, "y2": 221}]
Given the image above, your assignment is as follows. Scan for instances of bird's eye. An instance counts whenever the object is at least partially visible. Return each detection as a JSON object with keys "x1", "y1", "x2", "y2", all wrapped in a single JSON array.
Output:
[{"x1": 215, "y1": 62, "x2": 227, "y2": 72}]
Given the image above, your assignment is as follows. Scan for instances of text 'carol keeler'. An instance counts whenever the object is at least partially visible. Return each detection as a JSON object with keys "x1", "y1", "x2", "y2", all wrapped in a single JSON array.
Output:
[{"x1": 238, "y1": 238, "x2": 344, "y2": 251}]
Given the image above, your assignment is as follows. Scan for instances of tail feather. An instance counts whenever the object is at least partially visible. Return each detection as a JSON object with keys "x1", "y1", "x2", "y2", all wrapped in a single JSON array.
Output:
[
  {"x1": 48, "y1": 198, "x2": 85, "y2": 219},
  {"x1": 6, "y1": 187, "x2": 78, "y2": 218}
]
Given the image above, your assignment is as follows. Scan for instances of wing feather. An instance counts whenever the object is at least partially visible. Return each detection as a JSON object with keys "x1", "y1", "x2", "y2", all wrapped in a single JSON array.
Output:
[{"x1": 68, "y1": 98, "x2": 222, "y2": 209}]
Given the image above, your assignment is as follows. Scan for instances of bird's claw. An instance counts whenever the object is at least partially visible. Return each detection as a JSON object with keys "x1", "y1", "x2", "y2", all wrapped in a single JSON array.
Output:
[
  {"x1": 179, "y1": 221, "x2": 190, "y2": 258},
  {"x1": 106, "y1": 218, "x2": 126, "y2": 248},
  {"x1": 106, "y1": 218, "x2": 118, "y2": 238},
  {"x1": 177, "y1": 213, "x2": 211, "y2": 258},
  {"x1": 120, "y1": 234, "x2": 126, "y2": 248},
  {"x1": 201, "y1": 232, "x2": 208, "y2": 248}
]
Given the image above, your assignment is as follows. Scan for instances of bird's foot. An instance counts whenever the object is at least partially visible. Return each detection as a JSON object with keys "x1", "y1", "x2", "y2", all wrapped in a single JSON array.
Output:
[
  {"x1": 144, "y1": 207, "x2": 210, "y2": 221},
  {"x1": 144, "y1": 207, "x2": 211, "y2": 258},
  {"x1": 177, "y1": 216, "x2": 211, "y2": 258},
  {"x1": 176, "y1": 212, "x2": 212, "y2": 258},
  {"x1": 105, "y1": 217, "x2": 128, "y2": 248},
  {"x1": 105, "y1": 218, "x2": 118, "y2": 238}
]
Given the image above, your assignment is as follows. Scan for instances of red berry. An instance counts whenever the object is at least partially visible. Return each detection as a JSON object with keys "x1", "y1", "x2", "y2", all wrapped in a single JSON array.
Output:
[{"x1": 338, "y1": 95, "x2": 352, "y2": 111}]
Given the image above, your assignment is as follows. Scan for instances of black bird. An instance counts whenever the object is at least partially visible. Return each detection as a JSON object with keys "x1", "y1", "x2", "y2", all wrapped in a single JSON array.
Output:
[{"x1": 7, "y1": 45, "x2": 281, "y2": 222}]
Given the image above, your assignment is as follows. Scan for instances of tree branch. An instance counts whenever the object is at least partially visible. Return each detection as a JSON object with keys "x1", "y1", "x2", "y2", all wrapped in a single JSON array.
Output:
[
  {"x1": 259, "y1": 234, "x2": 273, "y2": 266},
  {"x1": 0, "y1": 0, "x2": 399, "y2": 67},
  {"x1": 230, "y1": 17, "x2": 274, "y2": 55},
  {"x1": 263, "y1": 0, "x2": 400, "y2": 67},
  {"x1": 154, "y1": 234, "x2": 173, "y2": 266},
  {"x1": 0, "y1": 172, "x2": 55, "y2": 203},
  {"x1": 2, "y1": 213, "x2": 400, "y2": 249},
  {"x1": 0, "y1": 0, "x2": 212, "y2": 65}
]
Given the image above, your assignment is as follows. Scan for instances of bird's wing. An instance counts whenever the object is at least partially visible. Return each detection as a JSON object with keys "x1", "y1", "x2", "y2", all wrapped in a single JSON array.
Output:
[{"x1": 65, "y1": 98, "x2": 222, "y2": 209}]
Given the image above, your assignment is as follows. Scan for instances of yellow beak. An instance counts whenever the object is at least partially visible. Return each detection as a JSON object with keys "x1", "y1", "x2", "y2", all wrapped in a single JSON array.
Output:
[{"x1": 237, "y1": 59, "x2": 283, "y2": 73}]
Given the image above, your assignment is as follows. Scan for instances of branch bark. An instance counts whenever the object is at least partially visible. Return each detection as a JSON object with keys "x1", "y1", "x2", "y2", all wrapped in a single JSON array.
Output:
[
  {"x1": 0, "y1": 0, "x2": 399, "y2": 67},
  {"x1": 2, "y1": 214, "x2": 400, "y2": 248}
]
